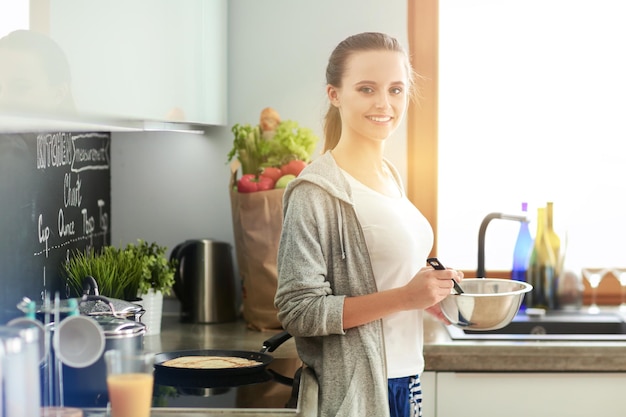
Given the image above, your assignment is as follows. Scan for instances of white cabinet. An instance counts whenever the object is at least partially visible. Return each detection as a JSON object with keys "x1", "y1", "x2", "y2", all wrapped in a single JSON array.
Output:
[
  {"x1": 45, "y1": 0, "x2": 227, "y2": 125},
  {"x1": 435, "y1": 372, "x2": 626, "y2": 417},
  {"x1": 421, "y1": 371, "x2": 436, "y2": 417}
]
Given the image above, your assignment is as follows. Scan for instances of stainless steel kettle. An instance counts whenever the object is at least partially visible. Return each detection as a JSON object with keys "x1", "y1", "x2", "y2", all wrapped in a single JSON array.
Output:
[{"x1": 171, "y1": 239, "x2": 238, "y2": 324}]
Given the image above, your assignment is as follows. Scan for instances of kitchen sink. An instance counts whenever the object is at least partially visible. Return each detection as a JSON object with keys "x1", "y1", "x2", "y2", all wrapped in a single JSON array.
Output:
[{"x1": 445, "y1": 310, "x2": 626, "y2": 341}]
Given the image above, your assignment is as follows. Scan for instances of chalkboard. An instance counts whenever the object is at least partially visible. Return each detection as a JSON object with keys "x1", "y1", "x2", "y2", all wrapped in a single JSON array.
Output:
[{"x1": 0, "y1": 132, "x2": 111, "y2": 324}]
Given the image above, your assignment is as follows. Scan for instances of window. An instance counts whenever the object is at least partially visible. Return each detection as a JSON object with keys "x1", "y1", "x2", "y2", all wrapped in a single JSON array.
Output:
[
  {"x1": 409, "y1": 0, "x2": 626, "y2": 274},
  {"x1": 0, "y1": 0, "x2": 29, "y2": 37}
]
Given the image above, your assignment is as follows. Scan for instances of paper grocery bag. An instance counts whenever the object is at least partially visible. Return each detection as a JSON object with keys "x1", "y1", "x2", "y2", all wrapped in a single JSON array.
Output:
[{"x1": 229, "y1": 169, "x2": 284, "y2": 330}]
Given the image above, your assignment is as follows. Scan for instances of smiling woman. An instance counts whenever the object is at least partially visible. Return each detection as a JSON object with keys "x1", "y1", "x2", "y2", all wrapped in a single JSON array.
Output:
[
  {"x1": 408, "y1": 0, "x2": 626, "y2": 275},
  {"x1": 274, "y1": 32, "x2": 465, "y2": 417}
]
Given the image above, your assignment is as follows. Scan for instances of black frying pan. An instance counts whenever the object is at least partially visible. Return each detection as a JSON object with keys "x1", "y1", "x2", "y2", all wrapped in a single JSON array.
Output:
[{"x1": 154, "y1": 331, "x2": 292, "y2": 384}]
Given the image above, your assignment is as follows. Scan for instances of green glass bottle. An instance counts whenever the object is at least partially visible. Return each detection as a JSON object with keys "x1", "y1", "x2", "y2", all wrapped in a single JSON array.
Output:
[
  {"x1": 526, "y1": 207, "x2": 557, "y2": 309},
  {"x1": 545, "y1": 202, "x2": 562, "y2": 279}
]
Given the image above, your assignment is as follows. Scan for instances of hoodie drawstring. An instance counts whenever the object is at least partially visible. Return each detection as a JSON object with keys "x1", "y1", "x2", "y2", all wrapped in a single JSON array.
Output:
[{"x1": 336, "y1": 200, "x2": 346, "y2": 260}]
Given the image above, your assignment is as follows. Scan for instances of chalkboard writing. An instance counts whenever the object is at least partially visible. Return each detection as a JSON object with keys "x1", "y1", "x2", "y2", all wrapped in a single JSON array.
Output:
[{"x1": 0, "y1": 132, "x2": 111, "y2": 323}]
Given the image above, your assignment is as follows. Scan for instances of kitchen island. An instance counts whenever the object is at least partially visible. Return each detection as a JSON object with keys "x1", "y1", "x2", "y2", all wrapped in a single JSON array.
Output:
[
  {"x1": 144, "y1": 316, "x2": 298, "y2": 359},
  {"x1": 106, "y1": 316, "x2": 314, "y2": 417},
  {"x1": 149, "y1": 312, "x2": 626, "y2": 373},
  {"x1": 139, "y1": 312, "x2": 626, "y2": 416}
]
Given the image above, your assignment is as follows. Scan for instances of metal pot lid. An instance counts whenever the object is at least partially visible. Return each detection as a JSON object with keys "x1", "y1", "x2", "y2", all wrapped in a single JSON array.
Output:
[
  {"x1": 79, "y1": 296, "x2": 143, "y2": 317},
  {"x1": 91, "y1": 316, "x2": 146, "y2": 337}
]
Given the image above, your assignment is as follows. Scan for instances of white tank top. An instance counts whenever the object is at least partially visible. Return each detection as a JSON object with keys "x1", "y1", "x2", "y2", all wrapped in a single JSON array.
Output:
[{"x1": 342, "y1": 169, "x2": 434, "y2": 378}]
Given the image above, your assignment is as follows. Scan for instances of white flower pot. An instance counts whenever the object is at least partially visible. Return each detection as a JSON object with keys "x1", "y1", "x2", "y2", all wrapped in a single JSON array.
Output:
[{"x1": 138, "y1": 289, "x2": 163, "y2": 335}]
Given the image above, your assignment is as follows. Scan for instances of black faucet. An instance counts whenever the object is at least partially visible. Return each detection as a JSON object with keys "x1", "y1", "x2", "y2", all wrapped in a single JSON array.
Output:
[{"x1": 477, "y1": 212, "x2": 529, "y2": 278}]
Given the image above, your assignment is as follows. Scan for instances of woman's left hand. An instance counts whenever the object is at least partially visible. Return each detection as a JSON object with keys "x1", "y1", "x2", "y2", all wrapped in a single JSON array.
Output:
[{"x1": 425, "y1": 303, "x2": 451, "y2": 325}]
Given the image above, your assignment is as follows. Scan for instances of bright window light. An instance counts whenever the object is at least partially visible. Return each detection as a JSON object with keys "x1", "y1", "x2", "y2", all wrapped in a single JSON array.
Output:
[
  {"x1": 0, "y1": 0, "x2": 29, "y2": 37},
  {"x1": 438, "y1": 0, "x2": 626, "y2": 274}
]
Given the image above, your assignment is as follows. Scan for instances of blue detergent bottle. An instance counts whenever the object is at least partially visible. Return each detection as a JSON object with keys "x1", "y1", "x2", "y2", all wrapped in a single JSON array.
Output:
[{"x1": 512, "y1": 202, "x2": 533, "y2": 310}]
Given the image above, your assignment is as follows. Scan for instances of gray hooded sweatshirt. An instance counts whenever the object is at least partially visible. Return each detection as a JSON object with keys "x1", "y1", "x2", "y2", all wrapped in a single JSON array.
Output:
[{"x1": 275, "y1": 151, "x2": 394, "y2": 417}]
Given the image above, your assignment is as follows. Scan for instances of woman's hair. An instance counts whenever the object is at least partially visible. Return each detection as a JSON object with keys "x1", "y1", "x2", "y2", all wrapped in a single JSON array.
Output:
[{"x1": 323, "y1": 32, "x2": 417, "y2": 152}]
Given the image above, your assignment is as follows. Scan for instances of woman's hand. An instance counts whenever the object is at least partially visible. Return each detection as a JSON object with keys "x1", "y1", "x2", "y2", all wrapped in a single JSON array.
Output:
[
  {"x1": 425, "y1": 303, "x2": 451, "y2": 324},
  {"x1": 342, "y1": 264, "x2": 463, "y2": 329},
  {"x1": 401, "y1": 265, "x2": 463, "y2": 311}
]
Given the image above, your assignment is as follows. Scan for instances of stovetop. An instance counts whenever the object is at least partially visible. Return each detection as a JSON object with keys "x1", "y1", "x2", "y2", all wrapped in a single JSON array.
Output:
[
  {"x1": 153, "y1": 359, "x2": 301, "y2": 409},
  {"x1": 61, "y1": 358, "x2": 300, "y2": 410},
  {"x1": 154, "y1": 377, "x2": 294, "y2": 409}
]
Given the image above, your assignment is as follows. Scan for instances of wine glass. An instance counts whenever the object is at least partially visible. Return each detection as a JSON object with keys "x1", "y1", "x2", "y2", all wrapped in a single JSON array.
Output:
[
  {"x1": 612, "y1": 268, "x2": 626, "y2": 312},
  {"x1": 581, "y1": 268, "x2": 608, "y2": 314}
]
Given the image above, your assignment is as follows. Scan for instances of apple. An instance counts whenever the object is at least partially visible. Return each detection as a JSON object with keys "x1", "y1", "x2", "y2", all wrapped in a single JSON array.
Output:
[
  {"x1": 261, "y1": 166, "x2": 283, "y2": 182},
  {"x1": 280, "y1": 160, "x2": 307, "y2": 177},
  {"x1": 275, "y1": 174, "x2": 296, "y2": 189},
  {"x1": 237, "y1": 174, "x2": 275, "y2": 193}
]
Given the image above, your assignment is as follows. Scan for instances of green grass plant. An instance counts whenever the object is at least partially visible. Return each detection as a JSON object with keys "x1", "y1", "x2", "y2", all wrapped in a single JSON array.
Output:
[{"x1": 63, "y1": 240, "x2": 176, "y2": 301}]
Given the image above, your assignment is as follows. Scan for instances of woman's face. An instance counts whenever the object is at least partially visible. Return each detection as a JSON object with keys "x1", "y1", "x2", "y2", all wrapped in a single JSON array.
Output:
[{"x1": 328, "y1": 50, "x2": 409, "y2": 145}]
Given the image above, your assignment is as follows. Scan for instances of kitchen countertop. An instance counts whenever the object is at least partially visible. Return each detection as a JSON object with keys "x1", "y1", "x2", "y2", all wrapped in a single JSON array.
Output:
[
  {"x1": 126, "y1": 316, "x2": 313, "y2": 417},
  {"x1": 144, "y1": 316, "x2": 298, "y2": 359},
  {"x1": 82, "y1": 410, "x2": 302, "y2": 417},
  {"x1": 118, "y1": 310, "x2": 626, "y2": 416},
  {"x1": 423, "y1": 310, "x2": 626, "y2": 372},
  {"x1": 149, "y1": 313, "x2": 626, "y2": 374}
]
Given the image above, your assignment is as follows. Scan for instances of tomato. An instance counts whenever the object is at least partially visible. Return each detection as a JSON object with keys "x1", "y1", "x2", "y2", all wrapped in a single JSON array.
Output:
[
  {"x1": 261, "y1": 166, "x2": 283, "y2": 182},
  {"x1": 256, "y1": 175, "x2": 275, "y2": 191},
  {"x1": 237, "y1": 174, "x2": 275, "y2": 193},
  {"x1": 280, "y1": 160, "x2": 307, "y2": 177}
]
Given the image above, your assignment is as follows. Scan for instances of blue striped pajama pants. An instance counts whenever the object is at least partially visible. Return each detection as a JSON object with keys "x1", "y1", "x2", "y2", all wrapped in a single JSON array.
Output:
[{"x1": 388, "y1": 374, "x2": 423, "y2": 417}]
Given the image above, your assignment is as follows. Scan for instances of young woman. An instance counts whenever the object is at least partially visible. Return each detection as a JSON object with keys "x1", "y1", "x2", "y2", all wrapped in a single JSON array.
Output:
[{"x1": 274, "y1": 32, "x2": 463, "y2": 417}]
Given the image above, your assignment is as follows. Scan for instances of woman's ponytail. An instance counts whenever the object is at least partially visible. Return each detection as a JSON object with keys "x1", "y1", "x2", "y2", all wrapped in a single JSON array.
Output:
[{"x1": 323, "y1": 105, "x2": 341, "y2": 152}]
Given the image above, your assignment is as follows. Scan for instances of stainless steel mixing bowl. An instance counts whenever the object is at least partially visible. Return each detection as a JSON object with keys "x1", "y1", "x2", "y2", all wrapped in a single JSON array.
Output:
[{"x1": 440, "y1": 278, "x2": 533, "y2": 330}]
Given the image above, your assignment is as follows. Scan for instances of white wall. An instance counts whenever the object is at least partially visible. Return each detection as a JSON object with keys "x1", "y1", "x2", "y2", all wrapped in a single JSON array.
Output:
[
  {"x1": 111, "y1": 0, "x2": 409, "y2": 310},
  {"x1": 110, "y1": 126, "x2": 233, "y2": 250}
]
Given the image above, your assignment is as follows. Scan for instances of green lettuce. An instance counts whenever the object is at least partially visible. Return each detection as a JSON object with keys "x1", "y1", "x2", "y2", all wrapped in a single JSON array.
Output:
[{"x1": 227, "y1": 120, "x2": 319, "y2": 175}]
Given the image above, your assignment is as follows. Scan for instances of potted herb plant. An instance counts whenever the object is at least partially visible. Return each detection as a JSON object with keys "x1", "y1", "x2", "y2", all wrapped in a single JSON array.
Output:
[
  {"x1": 63, "y1": 240, "x2": 176, "y2": 334},
  {"x1": 63, "y1": 245, "x2": 145, "y2": 301},
  {"x1": 128, "y1": 240, "x2": 177, "y2": 335},
  {"x1": 125, "y1": 240, "x2": 176, "y2": 297}
]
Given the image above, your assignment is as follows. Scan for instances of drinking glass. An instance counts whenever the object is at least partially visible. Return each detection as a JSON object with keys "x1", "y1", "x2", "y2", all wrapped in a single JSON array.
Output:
[
  {"x1": 104, "y1": 350, "x2": 155, "y2": 417},
  {"x1": 612, "y1": 268, "x2": 626, "y2": 312},
  {"x1": 581, "y1": 268, "x2": 608, "y2": 314}
]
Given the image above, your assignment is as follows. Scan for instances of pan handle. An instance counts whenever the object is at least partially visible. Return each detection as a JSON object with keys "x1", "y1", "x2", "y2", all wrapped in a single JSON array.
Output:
[
  {"x1": 260, "y1": 331, "x2": 292, "y2": 353},
  {"x1": 267, "y1": 368, "x2": 295, "y2": 387}
]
